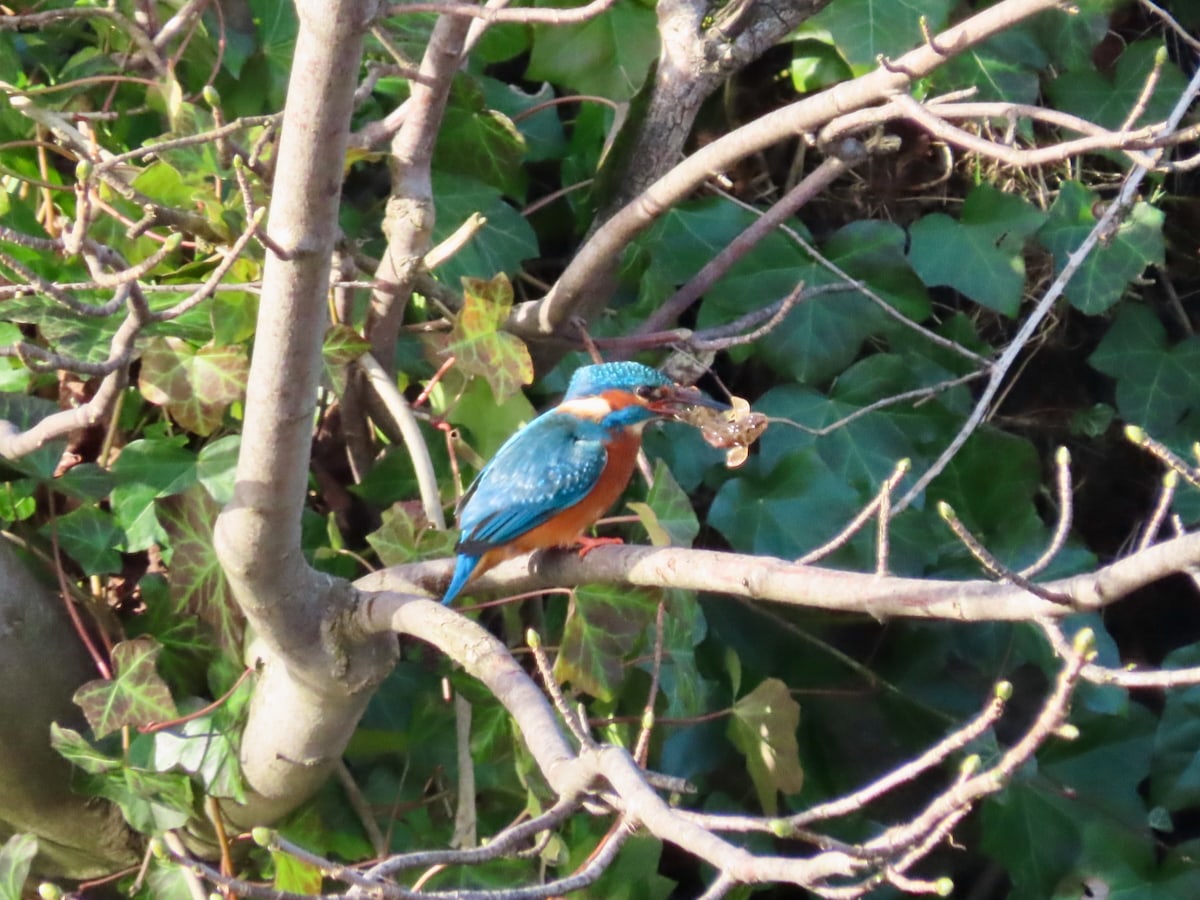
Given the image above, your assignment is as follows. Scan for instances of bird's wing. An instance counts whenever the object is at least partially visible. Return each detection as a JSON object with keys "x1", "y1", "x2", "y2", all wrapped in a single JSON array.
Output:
[{"x1": 455, "y1": 412, "x2": 607, "y2": 555}]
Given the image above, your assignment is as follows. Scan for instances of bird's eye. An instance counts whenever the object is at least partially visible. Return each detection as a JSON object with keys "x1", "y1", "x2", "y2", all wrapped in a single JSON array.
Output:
[{"x1": 635, "y1": 385, "x2": 660, "y2": 400}]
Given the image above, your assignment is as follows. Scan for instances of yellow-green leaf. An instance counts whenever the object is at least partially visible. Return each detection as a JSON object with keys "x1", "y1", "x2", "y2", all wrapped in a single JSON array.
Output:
[
  {"x1": 447, "y1": 274, "x2": 533, "y2": 402},
  {"x1": 728, "y1": 677, "x2": 804, "y2": 815}
]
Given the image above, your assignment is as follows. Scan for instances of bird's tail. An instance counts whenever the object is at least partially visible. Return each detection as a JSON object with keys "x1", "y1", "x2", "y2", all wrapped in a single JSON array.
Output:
[{"x1": 442, "y1": 554, "x2": 479, "y2": 605}]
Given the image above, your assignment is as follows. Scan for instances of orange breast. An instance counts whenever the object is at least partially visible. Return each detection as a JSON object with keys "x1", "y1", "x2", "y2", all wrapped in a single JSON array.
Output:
[{"x1": 513, "y1": 428, "x2": 642, "y2": 553}]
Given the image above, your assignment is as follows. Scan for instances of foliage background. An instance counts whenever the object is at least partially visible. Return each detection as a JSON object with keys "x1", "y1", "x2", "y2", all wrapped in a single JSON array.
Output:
[{"x1": 2, "y1": 0, "x2": 1200, "y2": 897}]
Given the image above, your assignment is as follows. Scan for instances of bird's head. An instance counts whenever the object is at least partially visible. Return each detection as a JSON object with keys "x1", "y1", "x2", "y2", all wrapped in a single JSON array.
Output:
[{"x1": 559, "y1": 362, "x2": 726, "y2": 431}]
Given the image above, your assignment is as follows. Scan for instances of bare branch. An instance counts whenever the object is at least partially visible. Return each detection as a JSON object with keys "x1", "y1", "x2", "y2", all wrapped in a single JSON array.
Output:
[
  {"x1": 360, "y1": 524, "x2": 1200, "y2": 623},
  {"x1": 895, "y1": 62, "x2": 1200, "y2": 513}
]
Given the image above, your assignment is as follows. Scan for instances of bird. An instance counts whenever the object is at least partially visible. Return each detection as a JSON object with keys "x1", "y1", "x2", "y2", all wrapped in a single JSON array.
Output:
[{"x1": 441, "y1": 361, "x2": 722, "y2": 604}]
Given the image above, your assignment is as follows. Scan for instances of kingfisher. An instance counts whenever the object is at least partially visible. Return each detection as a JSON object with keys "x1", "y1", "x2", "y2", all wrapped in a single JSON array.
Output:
[{"x1": 442, "y1": 362, "x2": 721, "y2": 604}]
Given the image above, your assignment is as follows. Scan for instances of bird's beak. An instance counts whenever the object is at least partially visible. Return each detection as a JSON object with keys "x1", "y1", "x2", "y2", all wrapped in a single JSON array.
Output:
[{"x1": 649, "y1": 385, "x2": 730, "y2": 416}]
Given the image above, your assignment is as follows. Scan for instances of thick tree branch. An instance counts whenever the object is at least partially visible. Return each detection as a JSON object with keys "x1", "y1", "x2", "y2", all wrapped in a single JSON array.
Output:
[
  {"x1": 508, "y1": 0, "x2": 1066, "y2": 338},
  {"x1": 213, "y1": 0, "x2": 396, "y2": 826},
  {"x1": 358, "y1": 526, "x2": 1200, "y2": 624}
]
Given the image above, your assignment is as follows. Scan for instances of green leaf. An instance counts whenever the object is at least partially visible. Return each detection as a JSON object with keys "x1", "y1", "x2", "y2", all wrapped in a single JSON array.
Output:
[
  {"x1": 728, "y1": 678, "x2": 804, "y2": 815},
  {"x1": 152, "y1": 708, "x2": 246, "y2": 802},
  {"x1": 822, "y1": 219, "x2": 931, "y2": 322},
  {"x1": 555, "y1": 585, "x2": 658, "y2": 701},
  {"x1": 321, "y1": 323, "x2": 369, "y2": 396},
  {"x1": 1089, "y1": 305, "x2": 1200, "y2": 432},
  {"x1": 196, "y1": 434, "x2": 241, "y2": 505},
  {"x1": 481, "y1": 78, "x2": 566, "y2": 164},
  {"x1": 46, "y1": 505, "x2": 123, "y2": 575},
  {"x1": 430, "y1": 172, "x2": 537, "y2": 285},
  {"x1": 628, "y1": 460, "x2": 698, "y2": 547},
  {"x1": 111, "y1": 437, "x2": 197, "y2": 552},
  {"x1": 655, "y1": 590, "x2": 710, "y2": 721},
  {"x1": 709, "y1": 452, "x2": 861, "y2": 560},
  {"x1": 438, "y1": 77, "x2": 528, "y2": 199},
  {"x1": 95, "y1": 766, "x2": 195, "y2": 835},
  {"x1": 445, "y1": 274, "x2": 533, "y2": 402},
  {"x1": 527, "y1": 1, "x2": 658, "y2": 101},
  {"x1": 1151, "y1": 645, "x2": 1200, "y2": 812},
  {"x1": 810, "y1": 0, "x2": 955, "y2": 68},
  {"x1": 50, "y1": 724, "x2": 122, "y2": 775},
  {"x1": 790, "y1": 38, "x2": 853, "y2": 93},
  {"x1": 982, "y1": 779, "x2": 1083, "y2": 898},
  {"x1": 366, "y1": 502, "x2": 457, "y2": 567},
  {"x1": 73, "y1": 637, "x2": 179, "y2": 738},
  {"x1": 138, "y1": 338, "x2": 249, "y2": 436},
  {"x1": 1047, "y1": 40, "x2": 1189, "y2": 131},
  {"x1": 1037, "y1": 181, "x2": 1164, "y2": 315},
  {"x1": 0, "y1": 834, "x2": 37, "y2": 900},
  {"x1": 159, "y1": 485, "x2": 243, "y2": 658},
  {"x1": 322, "y1": 324, "x2": 370, "y2": 395},
  {"x1": 272, "y1": 851, "x2": 324, "y2": 894},
  {"x1": 0, "y1": 394, "x2": 63, "y2": 480},
  {"x1": 445, "y1": 376, "x2": 537, "y2": 460},
  {"x1": 908, "y1": 183, "x2": 1046, "y2": 316}
]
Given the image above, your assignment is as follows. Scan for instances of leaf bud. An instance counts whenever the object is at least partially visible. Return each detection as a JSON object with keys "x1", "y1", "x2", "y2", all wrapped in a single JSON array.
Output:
[
  {"x1": 1072, "y1": 627, "x2": 1095, "y2": 656},
  {"x1": 251, "y1": 826, "x2": 273, "y2": 848},
  {"x1": 1055, "y1": 724, "x2": 1080, "y2": 741}
]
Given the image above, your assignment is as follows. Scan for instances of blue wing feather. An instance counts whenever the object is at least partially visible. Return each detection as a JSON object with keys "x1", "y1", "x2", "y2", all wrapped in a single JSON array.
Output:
[{"x1": 455, "y1": 411, "x2": 608, "y2": 555}]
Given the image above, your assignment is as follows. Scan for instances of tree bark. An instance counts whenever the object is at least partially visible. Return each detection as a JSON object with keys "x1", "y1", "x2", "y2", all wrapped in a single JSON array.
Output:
[
  {"x1": 214, "y1": 0, "x2": 396, "y2": 827},
  {"x1": 0, "y1": 542, "x2": 137, "y2": 878}
]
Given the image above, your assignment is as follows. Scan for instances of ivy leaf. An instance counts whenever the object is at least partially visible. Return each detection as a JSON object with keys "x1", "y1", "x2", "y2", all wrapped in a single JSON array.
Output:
[
  {"x1": 430, "y1": 172, "x2": 537, "y2": 285},
  {"x1": 627, "y1": 460, "x2": 699, "y2": 547},
  {"x1": 709, "y1": 452, "x2": 861, "y2": 560},
  {"x1": 445, "y1": 274, "x2": 533, "y2": 402},
  {"x1": 366, "y1": 501, "x2": 457, "y2": 567},
  {"x1": 159, "y1": 485, "x2": 243, "y2": 658},
  {"x1": 810, "y1": 0, "x2": 954, "y2": 68},
  {"x1": 138, "y1": 337, "x2": 249, "y2": 436},
  {"x1": 1037, "y1": 181, "x2": 1164, "y2": 315},
  {"x1": 527, "y1": 0, "x2": 658, "y2": 101},
  {"x1": 1047, "y1": 41, "x2": 1189, "y2": 131},
  {"x1": 727, "y1": 678, "x2": 804, "y2": 816},
  {"x1": 555, "y1": 585, "x2": 657, "y2": 701},
  {"x1": 196, "y1": 434, "x2": 241, "y2": 505},
  {"x1": 322, "y1": 324, "x2": 370, "y2": 394},
  {"x1": 1089, "y1": 305, "x2": 1200, "y2": 432},
  {"x1": 438, "y1": 77, "x2": 528, "y2": 199},
  {"x1": 0, "y1": 834, "x2": 37, "y2": 900},
  {"x1": 1150, "y1": 645, "x2": 1200, "y2": 812},
  {"x1": 982, "y1": 781, "x2": 1086, "y2": 897},
  {"x1": 153, "y1": 709, "x2": 247, "y2": 802},
  {"x1": 909, "y1": 183, "x2": 1046, "y2": 316},
  {"x1": 110, "y1": 437, "x2": 197, "y2": 553},
  {"x1": 73, "y1": 637, "x2": 179, "y2": 738},
  {"x1": 655, "y1": 590, "x2": 710, "y2": 721},
  {"x1": 273, "y1": 852, "x2": 324, "y2": 895},
  {"x1": 45, "y1": 505, "x2": 123, "y2": 574},
  {"x1": 95, "y1": 767, "x2": 194, "y2": 835},
  {"x1": 49, "y1": 724, "x2": 121, "y2": 774}
]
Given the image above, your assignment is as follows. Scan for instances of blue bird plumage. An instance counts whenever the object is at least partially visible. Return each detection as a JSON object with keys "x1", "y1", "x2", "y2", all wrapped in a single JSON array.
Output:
[{"x1": 441, "y1": 362, "x2": 706, "y2": 604}]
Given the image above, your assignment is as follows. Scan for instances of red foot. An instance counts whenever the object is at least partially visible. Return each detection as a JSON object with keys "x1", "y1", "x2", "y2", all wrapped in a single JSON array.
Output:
[{"x1": 576, "y1": 535, "x2": 624, "y2": 558}]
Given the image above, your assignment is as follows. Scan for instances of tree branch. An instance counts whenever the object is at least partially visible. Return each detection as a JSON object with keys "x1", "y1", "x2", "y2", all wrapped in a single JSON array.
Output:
[{"x1": 213, "y1": 0, "x2": 396, "y2": 826}]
